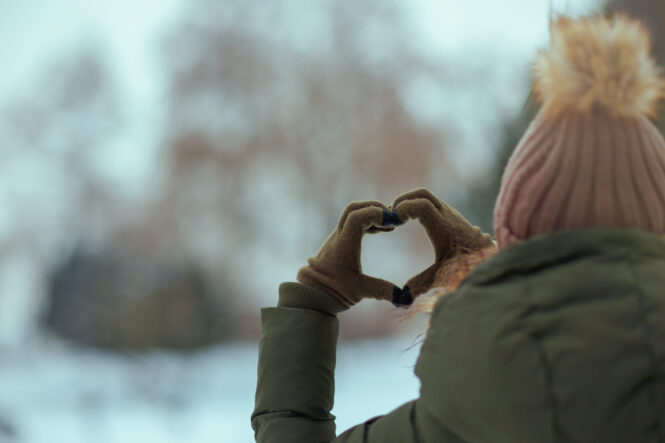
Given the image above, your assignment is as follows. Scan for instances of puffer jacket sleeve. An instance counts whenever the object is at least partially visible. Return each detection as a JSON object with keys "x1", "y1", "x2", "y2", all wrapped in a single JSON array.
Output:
[
  {"x1": 252, "y1": 306, "x2": 458, "y2": 443},
  {"x1": 252, "y1": 306, "x2": 339, "y2": 442}
]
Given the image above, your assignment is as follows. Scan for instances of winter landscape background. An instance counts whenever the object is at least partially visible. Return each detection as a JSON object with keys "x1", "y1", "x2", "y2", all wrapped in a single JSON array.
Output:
[{"x1": 4, "y1": 0, "x2": 662, "y2": 441}]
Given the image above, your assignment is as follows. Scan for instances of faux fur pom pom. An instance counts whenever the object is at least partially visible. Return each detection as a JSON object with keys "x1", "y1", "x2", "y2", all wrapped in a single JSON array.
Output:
[{"x1": 533, "y1": 14, "x2": 665, "y2": 117}]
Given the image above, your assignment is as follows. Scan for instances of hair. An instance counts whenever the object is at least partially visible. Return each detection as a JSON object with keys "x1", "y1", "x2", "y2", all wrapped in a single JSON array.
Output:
[{"x1": 408, "y1": 245, "x2": 499, "y2": 325}]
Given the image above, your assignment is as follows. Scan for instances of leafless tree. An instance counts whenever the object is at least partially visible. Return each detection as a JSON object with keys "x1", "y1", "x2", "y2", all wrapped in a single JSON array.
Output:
[{"x1": 125, "y1": 0, "x2": 461, "y2": 319}]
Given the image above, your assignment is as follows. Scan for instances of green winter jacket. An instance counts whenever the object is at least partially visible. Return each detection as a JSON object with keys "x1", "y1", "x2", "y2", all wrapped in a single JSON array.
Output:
[{"x1": 252, "y1": 228, "x2": 665, "y2": 442}]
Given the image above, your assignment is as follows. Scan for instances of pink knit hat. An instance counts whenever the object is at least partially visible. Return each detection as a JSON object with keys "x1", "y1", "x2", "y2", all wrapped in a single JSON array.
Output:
[{"x1": 493, "y1": 14, "x2": 665, "y2": 249}]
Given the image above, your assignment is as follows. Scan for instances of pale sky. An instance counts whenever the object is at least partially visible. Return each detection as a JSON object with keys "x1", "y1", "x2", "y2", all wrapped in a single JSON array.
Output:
[
  {"x1": 0, "y1": 0, "x2": 180, "y2": 104},
  {"x1": 1, "y1": 0, "x2": 601, "y2": 105}
]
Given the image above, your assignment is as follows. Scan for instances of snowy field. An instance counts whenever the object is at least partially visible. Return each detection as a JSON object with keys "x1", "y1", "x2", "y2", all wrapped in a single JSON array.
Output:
[{"x1": 0, "y1": 335, "x2": 423, "y2": 443}]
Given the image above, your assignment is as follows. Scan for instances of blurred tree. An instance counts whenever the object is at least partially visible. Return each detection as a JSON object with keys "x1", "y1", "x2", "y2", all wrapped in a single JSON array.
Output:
[
  {"x1": 1, "y1": 46, "x2": 123, "y2": 250},
  {"x1": 0, "y1": 46, "x2": 125, "y2": 348},
  {"x1": 156, "y1": 0, "x2": 448, "y2": 250},
  {"x1": 0, "y1": 44, "x2": 234, "y2": 350},
  {"x1": 45, "y1": 248, "x2": 230, "y2": 350},
  {"x1": 112, "y1": 0, "x2": 467, "y2": 324},
  {"x1": 2, "y1": 0, "x2": 525, "y2": 343}
]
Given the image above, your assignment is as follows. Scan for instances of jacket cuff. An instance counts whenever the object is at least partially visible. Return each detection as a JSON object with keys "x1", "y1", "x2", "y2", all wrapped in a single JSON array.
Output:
[{"x1": 278, "y1": 282, "x2": 349, "y2": 316}]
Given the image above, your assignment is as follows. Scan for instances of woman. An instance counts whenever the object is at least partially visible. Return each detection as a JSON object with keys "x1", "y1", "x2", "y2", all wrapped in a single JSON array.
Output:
[{"x1": 252, "y1": 14, "x2": 665, "y2": 442}]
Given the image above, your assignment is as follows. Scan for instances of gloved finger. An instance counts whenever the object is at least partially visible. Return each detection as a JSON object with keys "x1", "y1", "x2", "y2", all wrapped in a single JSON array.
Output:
[
  {"x1": 365, "y1": 224, "x2": 395, "y2": 234},
  {"x1": 340, "y1": 204, "x2": 388, "y2": 236},
  {"x1": 391, "y1": 188, "x2": 445, "y2": 212},
  {"x1": 337, "y1": 204, "x2": 388, "y2": 264},
  {"x1": 357, "y1": 274, "x2": 407, "y2": 307},
  {"x1": 337, "y1": 201, "x2": 390, "y2": 231},
  {"x1": 366, "y1": 208, "x2": 405, "y2": 233},
  {"x1": 401, "y1": 263, "x2": 440, "y2": 303},
  {"x1": 394, "y1": 198, "x2": 454, "y2": 259}
]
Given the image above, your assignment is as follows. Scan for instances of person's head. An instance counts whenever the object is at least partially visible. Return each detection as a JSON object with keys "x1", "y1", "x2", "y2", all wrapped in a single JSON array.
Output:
[{"x1": 493, "y1": 14, "x2": 665, "y2": 250}]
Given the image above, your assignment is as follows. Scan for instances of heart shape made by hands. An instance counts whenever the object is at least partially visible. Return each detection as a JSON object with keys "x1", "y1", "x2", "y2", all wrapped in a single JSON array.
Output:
[
  {"x1": 369, "y1": 189, "x2": 495, "y2": 306},
  {"x1": 296, "y1": 189, "x2": 493, "y2": 312}
]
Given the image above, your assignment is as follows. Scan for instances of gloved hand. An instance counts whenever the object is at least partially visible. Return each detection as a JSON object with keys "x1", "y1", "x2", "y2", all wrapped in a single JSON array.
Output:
[
  {"x1": 289, "y1": 200, "x2": 411, "y2": 314},
  {"x1": 392, "y1": 188, "x2": 494, "y2": 300}
]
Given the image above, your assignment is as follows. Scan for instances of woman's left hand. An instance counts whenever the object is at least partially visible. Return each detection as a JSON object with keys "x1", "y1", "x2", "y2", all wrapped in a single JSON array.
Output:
[{"x1": 296, "y1": 200, "x2": 412, "y2": 311}]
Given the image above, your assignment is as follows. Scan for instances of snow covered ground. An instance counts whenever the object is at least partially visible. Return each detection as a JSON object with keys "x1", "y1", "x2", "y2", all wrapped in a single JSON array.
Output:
[{"x1": 0, "y1": 335, "x2": 423, "y2": 443}]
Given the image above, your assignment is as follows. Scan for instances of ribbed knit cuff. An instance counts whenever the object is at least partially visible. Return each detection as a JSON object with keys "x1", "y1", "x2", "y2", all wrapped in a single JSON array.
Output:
[{"x1": 278, "y1": 282, "x2": 349, "y2": 316}]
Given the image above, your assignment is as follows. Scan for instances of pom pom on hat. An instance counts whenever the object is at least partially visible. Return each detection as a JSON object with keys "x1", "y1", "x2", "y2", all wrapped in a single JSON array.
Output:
[{"x1": 533, "y1": 14, "x2": 665, "y2": 118}]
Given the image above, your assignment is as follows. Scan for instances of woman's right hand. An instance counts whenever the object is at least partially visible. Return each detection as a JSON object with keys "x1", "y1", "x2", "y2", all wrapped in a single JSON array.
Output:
[{"x1": 392, "y1": 188, "x2": 495, "y2": 300}]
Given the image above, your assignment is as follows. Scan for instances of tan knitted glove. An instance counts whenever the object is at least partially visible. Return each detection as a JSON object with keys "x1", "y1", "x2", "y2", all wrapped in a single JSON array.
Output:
[
  {"x1": 287, "y1": 200, "x2": 410, "y2": 314},
  {"x1": 392, "y1": 188, "x2": 495, "y2": 300}
]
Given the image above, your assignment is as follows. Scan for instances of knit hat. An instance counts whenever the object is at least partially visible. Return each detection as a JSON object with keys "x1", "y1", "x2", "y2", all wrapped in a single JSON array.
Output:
[{"x1": 493, "y1": 14, "x2": 665, "y2": 249}]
